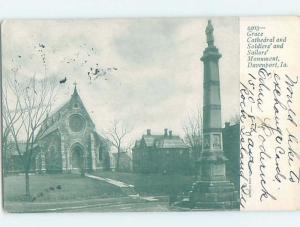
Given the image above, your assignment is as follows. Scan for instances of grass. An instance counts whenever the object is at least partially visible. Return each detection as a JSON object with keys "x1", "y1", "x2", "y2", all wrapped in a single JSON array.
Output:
[
  {"x1": 3, "y1": 174, "x2": 125, "y2": 203},
  {"x1": 93, "y1": 171, "x2": 196, "y2": 196},
  {"x1": 4, "y1": 172, "x2": 197, "y2": 203}
]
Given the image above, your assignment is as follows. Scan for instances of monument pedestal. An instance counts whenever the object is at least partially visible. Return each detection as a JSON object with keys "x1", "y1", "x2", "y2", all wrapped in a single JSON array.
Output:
[
  {"x1": 188, "y1": 180, "x2": 239, "y2": 209},
  {"x1": 186, "y1": 152, "x2": 239, "y2": 209},
  {"x1": 175, "y1": 156, "x2": 239, "y2": 210}
]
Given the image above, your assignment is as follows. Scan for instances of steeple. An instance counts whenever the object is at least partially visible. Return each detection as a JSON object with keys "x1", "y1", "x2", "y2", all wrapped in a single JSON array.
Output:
[{"x1": 72, "y1": 82, "x2": 78, "y2": 96}]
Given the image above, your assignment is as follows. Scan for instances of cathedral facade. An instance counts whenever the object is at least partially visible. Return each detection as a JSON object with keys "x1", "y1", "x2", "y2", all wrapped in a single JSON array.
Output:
[{"x1": 35, "y1": 86, "x2": 111, "y2": 173}]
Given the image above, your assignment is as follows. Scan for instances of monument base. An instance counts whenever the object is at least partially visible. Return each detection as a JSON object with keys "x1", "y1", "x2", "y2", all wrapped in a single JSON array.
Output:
[{"x1": 174, "y1": 180, "x2": 239, "y2": 210}]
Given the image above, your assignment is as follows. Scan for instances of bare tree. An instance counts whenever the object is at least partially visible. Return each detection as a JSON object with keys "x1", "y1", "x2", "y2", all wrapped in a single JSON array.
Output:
[
  {"x1": 105, "y1": 120, "x2": 131, "y2": 172},
  {"x1": 228, "y1": 113, "x2": 240, "y2": 125},
  {"x1": 2, "y1": 73, "x2": 57, "y2": 199},
  {"x1": 183, "y1": 108, "x2": 203, "y2": 159},
  {"x1": 2, "y1": 90, "x2": 22, "y2": 176},
  {"x1": 2, "y1": 122, "x2": 14, "y2": 176}
]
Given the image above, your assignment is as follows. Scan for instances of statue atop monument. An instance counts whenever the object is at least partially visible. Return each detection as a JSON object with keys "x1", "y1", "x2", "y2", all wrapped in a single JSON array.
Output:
[{"x1": 205, "y1": 19, "x2": 214, "y2": 47}]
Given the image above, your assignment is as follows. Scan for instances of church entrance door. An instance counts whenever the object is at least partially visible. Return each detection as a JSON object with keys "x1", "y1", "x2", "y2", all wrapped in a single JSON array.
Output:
[{"x1": 71, "y1": 145, "x2": 84, "y2": 174}]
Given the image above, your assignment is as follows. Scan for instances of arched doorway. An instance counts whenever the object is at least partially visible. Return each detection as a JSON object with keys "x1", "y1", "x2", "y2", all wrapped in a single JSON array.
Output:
[{"x1": 71, "y1": 144, "x2": 84, "y2": 174}]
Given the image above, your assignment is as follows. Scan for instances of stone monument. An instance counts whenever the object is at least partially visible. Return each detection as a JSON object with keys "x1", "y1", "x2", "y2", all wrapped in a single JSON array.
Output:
[{"x1": 177, "y1": 20, "x2": 239, "y2": 210}]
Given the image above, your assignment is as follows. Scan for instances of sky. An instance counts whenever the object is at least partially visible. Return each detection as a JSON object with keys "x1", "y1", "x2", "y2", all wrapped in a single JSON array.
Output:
[{"x1": 2, "y1": 17, "x2": 239, "y2": 145}]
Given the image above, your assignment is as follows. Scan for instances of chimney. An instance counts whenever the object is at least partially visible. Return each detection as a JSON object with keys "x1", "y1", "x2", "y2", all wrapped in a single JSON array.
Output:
[
  {"x1": 169, "y1": 130, "x2": 172, "y2": 137},
  {"x1": 225, "y1": 122, "x2": 230, "y2": 128},
  {"x1": 146, "y1": 129, "x2": 151, "y2": 135},
  {"x1": 164, "y1": 128, "x2": 168, "y2": 136}
]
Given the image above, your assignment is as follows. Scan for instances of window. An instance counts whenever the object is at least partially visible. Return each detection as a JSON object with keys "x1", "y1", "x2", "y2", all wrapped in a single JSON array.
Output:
[{"x1": 69, "y1": 114, "x2": 86, "y2": 132}]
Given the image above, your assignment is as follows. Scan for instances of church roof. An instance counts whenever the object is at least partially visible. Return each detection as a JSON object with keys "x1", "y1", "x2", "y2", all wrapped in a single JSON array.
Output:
[
  {"x1": 39, "y1": 126, "x2": 59, "y2": 139},
  {"x1": 48, "y1": 100, "x2": 69, "y2": 119},
  {"x1": 92, "y1": 131, "x2": 109, "y2": 145},
  {"x1": 7, "y1": 141, "x2": 39, "y2": 155},
  {"x1": 38, "y1": 86, "x2": 95, "y2": 139}
]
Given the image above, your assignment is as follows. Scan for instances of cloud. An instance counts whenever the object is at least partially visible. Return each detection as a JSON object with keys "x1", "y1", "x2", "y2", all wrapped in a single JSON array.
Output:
[
  {"x1": 113, "y1": 19, "x2": 186, "y2": 67},
  {"x1": 2, "y1": 18, "x2": 240, "y2": 144}
]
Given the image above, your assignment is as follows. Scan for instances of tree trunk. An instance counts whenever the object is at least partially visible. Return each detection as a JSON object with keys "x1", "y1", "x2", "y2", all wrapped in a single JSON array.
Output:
[
  {"x1": 3, "y1": 142, "x2": 7, "y2": 177},
  {"x1": 25, "y1": 171, "x2": 30, "y2": 200},
  {"x1": 3, "y1": 138, "x2": 9, "y2": 177},
  {"x1": 116, "y1": 147, "x2": 120, "y2": 172}
]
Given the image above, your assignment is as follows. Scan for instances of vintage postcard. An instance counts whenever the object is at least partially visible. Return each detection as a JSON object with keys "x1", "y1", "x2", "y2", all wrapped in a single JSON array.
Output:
[{"x1": 0, "y1": 17, "x2": 299, "y2": 212}]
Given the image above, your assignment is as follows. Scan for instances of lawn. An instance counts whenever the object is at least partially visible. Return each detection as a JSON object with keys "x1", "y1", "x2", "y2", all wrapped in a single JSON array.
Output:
[
  {"x1": 93, "y1": 171, "x2": 197, "y2": 196},
  {"x1": 3, "y1": 174, "x2": 125, "y2": 203}
]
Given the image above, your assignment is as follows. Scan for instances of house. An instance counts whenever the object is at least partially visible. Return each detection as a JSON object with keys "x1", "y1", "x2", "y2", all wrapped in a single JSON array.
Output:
[
  {"x1": 132, "y1": 129, "x2": 191, "y2": 174},
  {"x1": 222, "y1": 122, "x2": 240, "y2": 190}
]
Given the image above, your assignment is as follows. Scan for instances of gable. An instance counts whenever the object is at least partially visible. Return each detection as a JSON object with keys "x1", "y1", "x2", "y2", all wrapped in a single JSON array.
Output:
[
  {"x1": 63, "y1": 89, "x2": 95, "y2": 128},
  {"x1": 39, "y1": 87, "x2": 95, "y2": 138}
]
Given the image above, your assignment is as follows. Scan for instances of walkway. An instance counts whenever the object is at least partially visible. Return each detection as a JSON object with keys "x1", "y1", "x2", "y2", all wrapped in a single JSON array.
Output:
[
  {"x1": 85, "y1": 173, "x2": 134, "y2": 188},
  {"x1": 85, "y1": 173, "x2": 160, "y2": 202}
]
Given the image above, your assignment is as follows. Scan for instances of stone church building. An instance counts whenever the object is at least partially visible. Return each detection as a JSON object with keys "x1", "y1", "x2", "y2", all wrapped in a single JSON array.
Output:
[{"x1": 34, "y1": 86, "x2": 111, "y2": 173}]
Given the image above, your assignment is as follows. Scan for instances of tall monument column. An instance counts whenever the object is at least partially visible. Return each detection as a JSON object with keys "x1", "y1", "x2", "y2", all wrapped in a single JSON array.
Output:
[
  {"x1": 182, "y1": 20, "x2": 239, "y2": 210},
  {"x1": 199, "y1": 20, "x2": 227, "y2": 181}
]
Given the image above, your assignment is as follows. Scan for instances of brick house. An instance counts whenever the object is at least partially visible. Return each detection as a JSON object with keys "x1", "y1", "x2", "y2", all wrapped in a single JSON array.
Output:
[
  {"x1": 132, "y1": 129, "x2": 191, "y2": 174},
  {"x1": 222, "y1": 122, "x2": 240, "y2": 190}
]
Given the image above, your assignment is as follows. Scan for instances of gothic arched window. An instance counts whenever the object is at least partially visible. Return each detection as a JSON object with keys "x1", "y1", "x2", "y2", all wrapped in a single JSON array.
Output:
[{"x1": 69, "y1": 114, "x2": 86, "y2": 132}]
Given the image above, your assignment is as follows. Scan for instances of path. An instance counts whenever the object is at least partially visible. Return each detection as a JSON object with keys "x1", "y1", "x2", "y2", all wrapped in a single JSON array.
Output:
[
  {"x1": 85, "y1": 173, "x2": 160, "y2": 202},
  {"x1": 85, "y1": 173, "x2": 134, "y2": 188}
]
